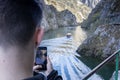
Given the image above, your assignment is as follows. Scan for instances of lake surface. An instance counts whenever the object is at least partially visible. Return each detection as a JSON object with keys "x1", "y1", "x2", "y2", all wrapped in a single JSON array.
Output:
[{"x1": 40, "y1": 26, "x2": 114, "y2": 80}]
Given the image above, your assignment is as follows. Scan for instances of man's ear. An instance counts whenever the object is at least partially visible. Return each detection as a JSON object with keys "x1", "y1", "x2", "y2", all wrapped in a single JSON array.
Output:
[{"x1": 34, "y1": 27, "x2": 44, "y2": 46}]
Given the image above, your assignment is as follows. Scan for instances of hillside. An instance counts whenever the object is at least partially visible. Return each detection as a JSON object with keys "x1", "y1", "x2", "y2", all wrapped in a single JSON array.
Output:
[
  {"x1": 77, "y1": 0, "x2": 120, "y2": 58},
  {"x1": 80, "y1": 0, "x2": 101, "y2": 8},
  {"x1": 44, "y1": 0, "x2": 91, "y2": 23}
]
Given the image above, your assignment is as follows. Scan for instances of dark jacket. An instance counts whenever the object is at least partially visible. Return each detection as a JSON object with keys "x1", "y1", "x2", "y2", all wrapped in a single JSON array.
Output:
[{"x1": 24, "y1": 70, "x2": 63, "y2": 80}]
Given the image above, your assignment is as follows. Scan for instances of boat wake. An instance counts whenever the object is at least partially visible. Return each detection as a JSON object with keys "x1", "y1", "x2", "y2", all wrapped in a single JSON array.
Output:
[{"x1": 40, "y1": 37, "x2": 103, "y2": 80}]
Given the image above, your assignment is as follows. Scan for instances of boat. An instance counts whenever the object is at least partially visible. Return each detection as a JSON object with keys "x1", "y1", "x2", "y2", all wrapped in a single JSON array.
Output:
[{"x1": 66, "y1": 33, "x2": 72, "y2": 38}]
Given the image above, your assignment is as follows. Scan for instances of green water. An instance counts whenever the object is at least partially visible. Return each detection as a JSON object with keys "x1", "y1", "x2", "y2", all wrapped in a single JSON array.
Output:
[
  {"x1": 43, "y1": 27, "x2": 115, "y2": 80},
  {"x1": 78, "y1": 55, "x2": 115, "y2": 80}
]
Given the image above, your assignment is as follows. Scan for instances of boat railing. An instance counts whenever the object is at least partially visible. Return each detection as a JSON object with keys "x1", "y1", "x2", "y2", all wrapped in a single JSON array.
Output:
[{"x1": 82, "y1": 49, "x2": 120, "y2": 80}]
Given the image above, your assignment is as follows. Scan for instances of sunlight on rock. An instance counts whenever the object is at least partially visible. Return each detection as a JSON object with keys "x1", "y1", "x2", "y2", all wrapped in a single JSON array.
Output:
[
  {"x1": 44, "y1": 0, "x2": 91, "y2": 23},
  {"x1": 73, "y1": 26, "x2": 87, "y2": 46}
]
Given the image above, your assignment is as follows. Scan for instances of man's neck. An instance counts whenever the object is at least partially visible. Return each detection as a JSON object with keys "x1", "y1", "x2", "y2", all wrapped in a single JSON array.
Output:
[{"x1": 0, "y1": 46, "x2": 34, "y2": 80}]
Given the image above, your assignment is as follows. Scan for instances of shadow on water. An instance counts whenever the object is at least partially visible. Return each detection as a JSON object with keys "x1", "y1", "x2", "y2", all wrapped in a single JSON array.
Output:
[{"x1": 78, "y1": 55, "x2": 115, "y2": 80}]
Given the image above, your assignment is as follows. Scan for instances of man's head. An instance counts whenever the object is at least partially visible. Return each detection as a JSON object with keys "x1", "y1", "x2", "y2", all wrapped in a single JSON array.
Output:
[
  {"x1": 0, "y1": 0, "x2": 44, "y2": 79},
  {"x1": 0, "y1": 0, "x2": 43, "y2": 47}
]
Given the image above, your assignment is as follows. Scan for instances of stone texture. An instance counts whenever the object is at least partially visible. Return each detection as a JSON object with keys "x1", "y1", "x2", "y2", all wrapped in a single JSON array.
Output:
[
  {"x1": 77, "y1": 24, "x2": 120, "y2": 58},
  {"x1": 80, "y1": 0, "x2": 101, "y2": 8},
  {"x1": 44, "y1": 0, "x2": 91, "y2": 23},
  {"x1": 38, "y1": 0, "x2": 92, "y2": 31},
  {"x1": 42, "y1": 5, "x2": 78, "y2": 31},
  {"x1": 81, "y1": 0, "x2": 120, "y2": 31},
  {"x1": 77, "y1": 0, "x2": 120, "y2": 58}
]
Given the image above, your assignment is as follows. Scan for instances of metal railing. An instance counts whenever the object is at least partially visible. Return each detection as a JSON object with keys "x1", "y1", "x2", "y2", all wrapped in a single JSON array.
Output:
[{"x1": 82, "y1": 49, "x2": 120, "y2": 80}]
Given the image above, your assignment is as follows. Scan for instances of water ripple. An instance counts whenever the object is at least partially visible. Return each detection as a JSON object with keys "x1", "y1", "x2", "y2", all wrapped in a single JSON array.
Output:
[{"x1": 40, "y1": 37, "x2": 103, "y2": 80}]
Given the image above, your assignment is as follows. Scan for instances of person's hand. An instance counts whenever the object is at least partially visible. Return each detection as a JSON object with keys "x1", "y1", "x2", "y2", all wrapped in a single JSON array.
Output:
[
  {"x1": 44, "y1": 57, "x2": 53, "y2": 76},
  {"x1": 33, "y1": 57, "x2": 53, "y2": 76},
  {"x1": 33, "y1": 65, "x2": 42, "y2": 72}
]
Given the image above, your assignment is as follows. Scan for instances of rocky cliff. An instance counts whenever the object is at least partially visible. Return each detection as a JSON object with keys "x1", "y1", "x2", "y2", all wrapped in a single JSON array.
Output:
[
  {"x1": 39, "y1": 0, "x2": 78, "y2": 31},
  {"x1": 77, "y1": 0, "x2": 120, "y2": 58},
  {"x1": 77, "y1": 24, "x2": 120, "y2": 58},
  {"x1": 80, "y1": 0, "x2": 101, "y2": 8},
  {"x1": 41, "y1": 5, "x2": 78, "y2": 31},
  {"x1": 39, "y1": 0, "x2": 92, "y2": 31},
  {"x1": 44, "y1": 0, "x2": 91, "y2": 23},
  {"x1": 81, "y1": 0, "x2": 120, "y2": 31}
]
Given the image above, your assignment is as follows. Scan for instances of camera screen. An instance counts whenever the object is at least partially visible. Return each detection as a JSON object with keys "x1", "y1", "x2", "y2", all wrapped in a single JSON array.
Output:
[{"x1": 35, "y1": 47, "x2": 47, "y2": 70}]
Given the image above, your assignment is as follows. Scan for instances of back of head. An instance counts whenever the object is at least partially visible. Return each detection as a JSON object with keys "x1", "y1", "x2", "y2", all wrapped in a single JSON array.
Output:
[{"x1": 0, "y1": 0, "x2": 42, "y2": 47}]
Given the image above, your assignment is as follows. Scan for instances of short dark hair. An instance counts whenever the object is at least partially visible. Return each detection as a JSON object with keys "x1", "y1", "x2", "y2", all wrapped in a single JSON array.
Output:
[{"x1": 0, "y1": 0, "x2": 42, "y2": 47}]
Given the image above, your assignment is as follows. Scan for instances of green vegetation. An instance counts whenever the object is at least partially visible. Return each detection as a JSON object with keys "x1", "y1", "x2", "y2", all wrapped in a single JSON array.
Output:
[
  {"x1": 81, "y1": 11, "x2": 101, "y2": 30},
  {"x1": 91, "y1": 12, "x2": 100, "y2": 23},
  {"x1": 48, "y1": 13, "x2": 54, "y2": 18}
]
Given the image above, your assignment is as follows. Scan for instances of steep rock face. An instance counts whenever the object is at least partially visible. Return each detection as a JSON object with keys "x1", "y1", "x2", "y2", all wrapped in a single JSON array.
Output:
[
  {"x1": 80, "y1": 0, "x2": 101, "y2": 8},
  {"x1": 44, "y1": 0, "x2": 91, "y2": 23},
  {"x1": 40, "y1": 0, "x2": 77, "y2": 31},
  {"x1": 39, "y1": 0, "x2": 101, "y2": 31},
  {"x1": 77, "y1": 24, "x2": 120, "y2": 58},
  {"x1": 41, "y1": 5, "x2": 58, "y2": 31},
  {"x1": 81, "y1": 0, "x2": 120, "y2": 31},
  {"x1": 77, "y1": 0, "x2": 120, "y2": 58}
]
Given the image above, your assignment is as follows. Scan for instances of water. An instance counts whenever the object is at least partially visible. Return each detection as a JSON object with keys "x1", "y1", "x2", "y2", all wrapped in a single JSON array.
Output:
[
  {"x1": 39, "y1": 26, "x2": 112, "y2": 80},
  {"x1": 79, "y1": 55, "x2": 115, "y2": 80}
]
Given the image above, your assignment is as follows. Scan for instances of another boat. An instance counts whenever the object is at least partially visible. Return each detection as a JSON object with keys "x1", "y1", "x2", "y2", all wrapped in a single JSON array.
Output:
[{"x1": 66, "y1": 33, "x2": 72, "y2": 38}]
